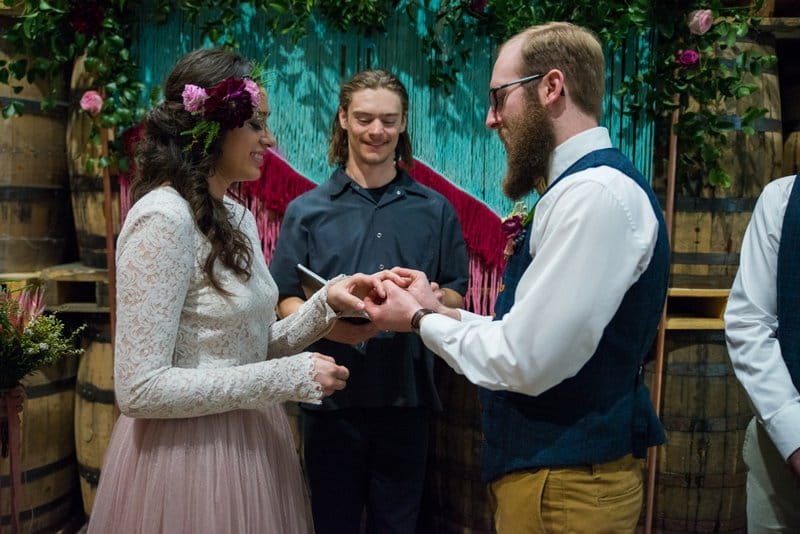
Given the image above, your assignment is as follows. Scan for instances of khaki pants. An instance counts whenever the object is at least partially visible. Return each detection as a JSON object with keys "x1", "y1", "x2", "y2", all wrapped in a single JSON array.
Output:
[
  {"x1": 488, "y1": 454, "x2": 643, "y2": 534},
  {"x1": 743, "y1": 417, "x2": 800, "y2": 533}
]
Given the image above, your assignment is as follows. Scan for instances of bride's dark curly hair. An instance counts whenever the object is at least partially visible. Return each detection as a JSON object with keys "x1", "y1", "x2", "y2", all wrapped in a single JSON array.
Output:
[{"x1": 131, "y1": 48, "x2": 255, "y2": 293}]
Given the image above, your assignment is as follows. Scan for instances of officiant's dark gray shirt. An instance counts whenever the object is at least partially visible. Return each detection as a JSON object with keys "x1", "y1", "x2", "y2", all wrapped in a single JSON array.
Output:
[{"x1": 270, "y1": 167, "x2": 468, "y2": 411}]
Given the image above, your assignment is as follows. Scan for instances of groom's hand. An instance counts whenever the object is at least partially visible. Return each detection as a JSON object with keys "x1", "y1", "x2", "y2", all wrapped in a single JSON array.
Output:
[
  {"x1": 364, "y1": 280, "x2": 422, "y2": 332},
  {"x1": 389, "y1": 267, "x2": 442, "y2": 312}
]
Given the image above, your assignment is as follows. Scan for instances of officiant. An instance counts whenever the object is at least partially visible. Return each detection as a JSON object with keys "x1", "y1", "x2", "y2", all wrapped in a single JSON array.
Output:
[{"x1": 270, "y1": 68, "x2": 468, "y2": 533}]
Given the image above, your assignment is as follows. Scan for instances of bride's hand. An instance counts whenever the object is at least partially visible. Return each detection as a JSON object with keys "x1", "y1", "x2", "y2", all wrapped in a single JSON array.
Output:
[{"x1": 326, "y1": 270, "x2": 407, "y2": 313}]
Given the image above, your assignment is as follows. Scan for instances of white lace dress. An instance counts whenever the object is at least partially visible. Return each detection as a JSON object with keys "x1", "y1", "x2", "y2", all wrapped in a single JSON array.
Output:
[{"x1": 88, "y1": 187, "x2": 336, "y2": 534}]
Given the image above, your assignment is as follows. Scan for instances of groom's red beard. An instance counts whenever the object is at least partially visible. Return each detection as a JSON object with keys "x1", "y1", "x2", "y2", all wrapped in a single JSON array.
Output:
[{"x1": 500, "y1": 95, "x2": 555, "y2": 200}]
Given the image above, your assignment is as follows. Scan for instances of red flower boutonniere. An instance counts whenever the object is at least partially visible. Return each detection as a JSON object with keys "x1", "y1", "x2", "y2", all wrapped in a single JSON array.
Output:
[{"x1": 502, "y1": 202, "x2": 534, "y2": 261}]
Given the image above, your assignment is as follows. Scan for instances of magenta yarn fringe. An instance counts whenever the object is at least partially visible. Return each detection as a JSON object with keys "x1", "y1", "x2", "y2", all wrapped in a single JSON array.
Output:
[{"x1": 119, "y1": 148, "x2": 505, "y2": 316}]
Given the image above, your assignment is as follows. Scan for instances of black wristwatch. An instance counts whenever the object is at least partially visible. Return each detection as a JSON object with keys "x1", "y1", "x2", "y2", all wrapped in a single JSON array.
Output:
[{"x1": 410, "y1": 308, "x2": 436, "y2": 333}]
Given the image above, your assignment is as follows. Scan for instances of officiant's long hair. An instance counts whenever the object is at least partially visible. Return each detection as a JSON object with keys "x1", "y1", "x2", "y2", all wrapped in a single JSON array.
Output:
[{"x1": 132, "y1": 48, "x2": 255, "y2": 293}]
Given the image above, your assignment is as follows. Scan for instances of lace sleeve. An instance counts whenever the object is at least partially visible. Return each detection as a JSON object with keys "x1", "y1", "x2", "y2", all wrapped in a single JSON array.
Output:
[
  {"x1": 114, "y1": 198, "x2": 322, "y2": 419},
  {"x1": 266, "y1": 276, "x2": 344, "y2": 358}
]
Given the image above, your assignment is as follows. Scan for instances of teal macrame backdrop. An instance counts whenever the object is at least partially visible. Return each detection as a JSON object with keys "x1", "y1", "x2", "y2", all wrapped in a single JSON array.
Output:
[{"x1": 132, "y1": 3, "x2": 653, "y2": 216}]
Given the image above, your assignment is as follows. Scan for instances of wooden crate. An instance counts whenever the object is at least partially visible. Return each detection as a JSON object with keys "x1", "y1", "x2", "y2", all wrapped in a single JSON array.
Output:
[
  {"x1": 665, "y1": 287, "x2": 730, "y2": 330},
  {"x1": 39, "y1": 263, "x2": 110, "y2": 313}
]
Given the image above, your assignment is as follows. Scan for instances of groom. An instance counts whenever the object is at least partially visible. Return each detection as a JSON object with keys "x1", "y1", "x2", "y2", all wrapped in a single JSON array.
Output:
[{"x1": 365, "y1": 22, "x2": 668, "y2": 533}]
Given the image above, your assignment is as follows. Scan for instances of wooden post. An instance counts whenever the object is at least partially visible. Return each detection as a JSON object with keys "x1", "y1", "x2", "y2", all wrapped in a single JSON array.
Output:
[
  {"x1": 99, "y1": 112, "x2": 119, "y2": 421},
  {"x1": 645, "y1": 97, "x2": 679, "y2": 534}
]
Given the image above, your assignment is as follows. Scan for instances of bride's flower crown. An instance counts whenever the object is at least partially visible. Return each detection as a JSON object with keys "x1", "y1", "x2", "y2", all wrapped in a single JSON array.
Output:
[{"x1": 180, "y1": 74, "x2": 260, "y2": 153}]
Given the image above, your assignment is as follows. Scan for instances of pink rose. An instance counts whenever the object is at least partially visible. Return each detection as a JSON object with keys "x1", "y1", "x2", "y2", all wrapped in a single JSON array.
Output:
[
  {"x1": 676, "y1": 49, "x2": 700, "y2": 68},
  {"x1": 182, "y1": 84, "x2": 208, "y2": 113},
  {"x1": 79, "y1": 90, "x2": 103, "y2": 115},
  {"x1": 243, "y1": 79, "x2": 260, "y2": 109},
  {"x1": 687, "y1": 9, "x2": 713, "y2": 36}
]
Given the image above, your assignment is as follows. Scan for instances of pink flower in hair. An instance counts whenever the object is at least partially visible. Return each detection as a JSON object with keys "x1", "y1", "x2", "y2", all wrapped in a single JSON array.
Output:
[
  {"x1": 243, "y1": 79, "x2": 260, "y2": 109},
  {"x1": 79, "y1": 90, "x2": 103, "y2": 115},
  {"x1": 182, "y1": 84, "x2": 208, "y2": 113}
]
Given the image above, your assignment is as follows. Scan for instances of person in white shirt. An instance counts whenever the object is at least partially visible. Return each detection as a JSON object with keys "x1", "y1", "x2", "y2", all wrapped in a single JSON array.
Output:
[
  {"x1": 364, "y1": 22, "x2": 669, "y2": 533},
  {"x1": 725, "y1": 175, "x2": 800, "y2": 532}
]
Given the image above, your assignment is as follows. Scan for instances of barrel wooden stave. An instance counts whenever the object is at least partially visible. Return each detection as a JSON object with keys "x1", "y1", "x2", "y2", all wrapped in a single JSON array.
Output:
[
  {"x1": 668, "y1": 196, "x2": 753, "y2": 289},
  {"x1": 646, "y1": 330, "x2": 750, "y2": 533},
  {"x1": 712, "y1": 35, "x2": 782, "y2": 199},
  {"x1": 424, "y1": 361, "x2": 494, "y2": 534},
  {"x1": 0, "y1": 358, "x2": 81, "y2": 533},
  {"x1": 74, "y1": 316, "x2": 115, "y2": 517}
]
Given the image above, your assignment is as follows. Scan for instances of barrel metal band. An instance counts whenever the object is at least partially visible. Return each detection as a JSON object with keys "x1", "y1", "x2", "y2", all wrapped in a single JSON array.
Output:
[
  {"x1": 0, "y1": 454, "x2": 73, "y2": 486},
  {"x1": 0, "y1": 491, "x2": 77, "y2": 525},
  {"x1": 658, "y1": 195, "x2": 758, "y2": 213},
  {"x1": 25, "y1": 376, "x2": 77, "y2": 399},
  {"x1": 76, "y1": 379, "x2": 115, "y2": 404},
  {"x1": 0, "y1": 96, "x2": 68, "y2": 117},
  {"x1": 718, "y1": 115, "x2": 782, "y2": 133},
  {"x1": 77, "y1": 462, "x2": 101, "y2": 487},
  {"x1": 672, "y1": 251, "x2": 740, "y2": 265},
  {"x1": 0, "y1": 186, "x2": 69, "y2": 202}
]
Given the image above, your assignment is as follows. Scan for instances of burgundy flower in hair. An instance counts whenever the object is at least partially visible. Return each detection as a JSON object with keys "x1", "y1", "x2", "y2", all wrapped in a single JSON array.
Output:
[
  {"x1": 180, "y1": 76, "x2": 260, "y2": 152},
  {"x1": 203, "y1": 77, "x2": 259, "y2": 130}
]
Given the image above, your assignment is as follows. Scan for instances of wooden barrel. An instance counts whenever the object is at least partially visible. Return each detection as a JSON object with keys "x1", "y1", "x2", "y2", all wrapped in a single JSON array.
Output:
[
  {"x1": 422, "y1": 360, "x2": 493, "y2": 534},
  {"x1": 66, "y1": 55, "x2": 121, "y2": 269},
  {"x1": 779, "y1": 39, "x2": 800, "y2": 177},
  {"x1": 74, "y1": 315, "x2": 115, "y2": 517},
  {"x1": 0, "y1": 357, "x2": 81, "y2": 533},
  {"x1": 0, "y1": 17, "x2": 71, "y2": 273},
  {"x1": 784, "y1": 124, "x2": 800, "y2": 177},
  {"x1": 714, "y1": 34, "x2": 782, "y2": 199},
  {"x1": 667, "y1": 195, "x2": 754, "y2": 289},
  {"x1": 645, "y1": 330, "x2": 751, "y2": 533},
  {"x1": 671, "y1": 35, "x2": 781, "y2": 288}
]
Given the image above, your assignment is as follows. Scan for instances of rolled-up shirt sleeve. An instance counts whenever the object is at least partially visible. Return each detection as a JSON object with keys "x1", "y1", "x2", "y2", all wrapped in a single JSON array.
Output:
[{"x1": 725, "y1": 177, "x2": 800, "y2": 460}]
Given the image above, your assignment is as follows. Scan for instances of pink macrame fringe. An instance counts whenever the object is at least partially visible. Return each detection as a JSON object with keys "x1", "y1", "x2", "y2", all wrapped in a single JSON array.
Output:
[{"x1": 118, "y1": 145, "x2": 505, "y2": 316}]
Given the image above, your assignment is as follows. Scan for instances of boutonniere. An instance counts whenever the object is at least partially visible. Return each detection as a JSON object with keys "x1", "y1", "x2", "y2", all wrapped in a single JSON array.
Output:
[{"x1": 502, "y1": 201, "x2": 534, "y2": 260}]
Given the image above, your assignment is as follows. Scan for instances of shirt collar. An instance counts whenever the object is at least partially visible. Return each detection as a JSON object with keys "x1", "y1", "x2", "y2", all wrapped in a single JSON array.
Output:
[
  {"x1": 547, "y1": 127, "x2": 613, "y2": 186},
  {"x1": 329, "y1": 166, "x2": 430, "y2": 199}
]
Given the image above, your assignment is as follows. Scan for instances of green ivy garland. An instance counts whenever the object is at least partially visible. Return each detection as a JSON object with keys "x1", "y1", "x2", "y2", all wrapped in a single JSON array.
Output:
[{"x1": 0, "y1": 0, "x2": 775, "y2": 190}]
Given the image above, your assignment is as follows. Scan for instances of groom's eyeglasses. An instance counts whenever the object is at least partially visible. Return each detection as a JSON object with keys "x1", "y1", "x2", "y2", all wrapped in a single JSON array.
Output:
[{"x1": 489, "y1": 74, "x2": 544, "y2": 113}]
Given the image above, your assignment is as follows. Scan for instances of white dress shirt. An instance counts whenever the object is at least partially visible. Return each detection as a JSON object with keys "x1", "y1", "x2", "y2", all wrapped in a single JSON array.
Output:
[
  {"x1": 420, "y1": 127, "x2": 659, "y2": 396},
  {"x1": 725, "y1": 175, "x2": 800, "y2": 460}
]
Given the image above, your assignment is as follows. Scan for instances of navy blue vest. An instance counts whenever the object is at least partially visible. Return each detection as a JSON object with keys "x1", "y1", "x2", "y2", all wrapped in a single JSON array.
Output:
[
  {"x1": 777, "y1": 174, "x2": 800, "y2": 390},
  {"x1": 479, "y1": 147, "x2": 668, "y2": 483}
]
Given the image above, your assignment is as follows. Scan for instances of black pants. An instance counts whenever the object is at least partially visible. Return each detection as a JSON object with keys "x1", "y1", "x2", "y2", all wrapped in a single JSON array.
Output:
[{"x1": 302, "y1": 407, "x2": 430, "y2": 534}]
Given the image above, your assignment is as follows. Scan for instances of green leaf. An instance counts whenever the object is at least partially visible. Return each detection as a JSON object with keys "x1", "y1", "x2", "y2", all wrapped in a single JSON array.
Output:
[
  {"x1": 9, "y1": 59, "x2": 27, "y2": 80},
  {"x1": 39, "y1": 1, "x2": 67, "y2": 13}
]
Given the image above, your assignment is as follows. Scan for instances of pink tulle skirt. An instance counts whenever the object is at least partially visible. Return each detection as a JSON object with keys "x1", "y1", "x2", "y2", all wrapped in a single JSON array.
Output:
[{"x1": 87, "y1": 406, "x2": 311, "y2": 534}]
